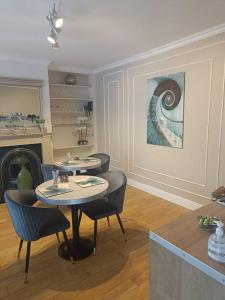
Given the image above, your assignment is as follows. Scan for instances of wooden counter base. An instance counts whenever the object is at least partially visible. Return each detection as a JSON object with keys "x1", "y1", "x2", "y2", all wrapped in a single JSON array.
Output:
[{"x1": 150, "y1": 240, "x2": 225, "y2": 300}]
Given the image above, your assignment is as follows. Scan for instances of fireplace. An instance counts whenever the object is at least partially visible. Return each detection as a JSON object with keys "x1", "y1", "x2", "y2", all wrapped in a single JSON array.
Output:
[{"x1": 0, "y1": 144, "x2": 43, "y2": 203}]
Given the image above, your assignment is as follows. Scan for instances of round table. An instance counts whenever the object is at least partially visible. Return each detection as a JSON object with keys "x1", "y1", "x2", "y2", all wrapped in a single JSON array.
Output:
[
  {"x1": 55, "y1": 158, "x2": 101, "y2": 175},
  {"x1": 35, "y1": 175, "x2": 109, "y2": 260}
]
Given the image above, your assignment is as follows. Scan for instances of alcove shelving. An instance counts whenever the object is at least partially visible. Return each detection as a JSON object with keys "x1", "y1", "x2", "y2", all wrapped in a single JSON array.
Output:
[{"x1": 48, "y1": 70, "x2": 96, "y2": 160}]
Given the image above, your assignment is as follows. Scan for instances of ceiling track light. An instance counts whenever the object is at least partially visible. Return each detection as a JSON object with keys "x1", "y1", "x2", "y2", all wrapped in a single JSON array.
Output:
[
  {"x1": 47, "y1": 30, "x2": 57, "y2": 44},
  {"x1": 46, "y1": 3, "x2": 63, "y2": 49}
]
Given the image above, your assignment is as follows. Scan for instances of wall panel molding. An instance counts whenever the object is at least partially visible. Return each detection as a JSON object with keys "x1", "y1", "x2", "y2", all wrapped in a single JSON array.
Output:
[
  {"x1": 127, "y1": 58, "x2": 214, "y2": 188},
  {"x1": 96, "y1": 34, "x2": 225, "y2": 205},
  {"x1": 128, "y1": 171, "x2": 211, "y2": 201},
  {"x1": 216, "y1": 57, "x2": 225, "y2": 187},
  {"x1": 107, "y1": 80, "x2": 120, "y2": 163},
  {"x1": 103, "y1": 70, "x2": 124, "y2": 168},
  {"x1": 127, "y1": 178, "x2": 203, "y2": 210}
]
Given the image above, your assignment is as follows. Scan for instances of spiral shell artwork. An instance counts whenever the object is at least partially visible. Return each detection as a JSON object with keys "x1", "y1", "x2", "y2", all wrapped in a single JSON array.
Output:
[{"x1": 147, "y1": 72, "x2": 185, "y2": 148}]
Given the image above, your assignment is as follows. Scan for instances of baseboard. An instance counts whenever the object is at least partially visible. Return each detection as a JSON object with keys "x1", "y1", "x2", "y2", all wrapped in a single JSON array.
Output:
[{"x1": 127, "y1": 178, "x2": 202, "y2": 210}]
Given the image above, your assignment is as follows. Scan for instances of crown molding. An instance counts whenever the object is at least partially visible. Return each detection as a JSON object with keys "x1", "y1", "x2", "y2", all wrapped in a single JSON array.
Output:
[
  {"x1": 48, "y1": 62, "x2": 93, "y2": 75},
  {"x1": 0, "y1": 55, "x2": 49, "y2": 66},
  {"x1": 0, "y1": 77, "x2": 43, "y2": 87},
  {"x1": 94, "y1": 23, "x2": 225, "y2": 74}
]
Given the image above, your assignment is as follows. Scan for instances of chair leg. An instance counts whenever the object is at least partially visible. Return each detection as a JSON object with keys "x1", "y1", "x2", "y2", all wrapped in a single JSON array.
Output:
[
  {"x1": 116, "y1": 214, "x2": 127, "y2": 241},
  {"x1": 24, "y1": 241, "x2": 31, "y2": 283},
  {"x1": 93, "y1": 220, "x2": 98, "y2": 256},
  {"x1": 62, "y1": 231, "x2": 74, "y2": 263},
  {"x1": 56, "y1": 232, "x2": 60, "y2": 244},
  {"x1": 78, "y1": 210, "x2": 83, "y2": 226},
  {"x1": 17, "y1": 239, "x2": 23, "y2": 259},
  {"x1": 107, "y1": 216, "x2": 110, "y2": 227}
]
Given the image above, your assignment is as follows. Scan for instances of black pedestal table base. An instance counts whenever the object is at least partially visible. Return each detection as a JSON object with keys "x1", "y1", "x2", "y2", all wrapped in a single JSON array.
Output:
[
  {"x1": 58, "y1": 237, "x2": 93, "y2": 261},
  {"x1": 58, "y1": 204, "x2": 94, "y2": 261}
]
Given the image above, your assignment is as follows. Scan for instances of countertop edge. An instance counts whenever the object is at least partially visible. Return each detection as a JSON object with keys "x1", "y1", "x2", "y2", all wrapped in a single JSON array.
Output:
[{"x1": 149, "y1": 231, "x2": 225, "y2": 287}]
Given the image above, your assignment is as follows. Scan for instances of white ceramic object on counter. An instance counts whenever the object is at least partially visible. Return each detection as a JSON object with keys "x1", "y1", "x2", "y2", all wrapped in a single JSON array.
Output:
[{"x1": 208, "y1": 221, "x2": 225, "y2": 263}]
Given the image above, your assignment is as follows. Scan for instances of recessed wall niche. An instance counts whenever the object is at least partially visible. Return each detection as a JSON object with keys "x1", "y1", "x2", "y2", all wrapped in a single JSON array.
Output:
[{"x1": 0, "y1": 77, "x2": 42, "y2": 116}]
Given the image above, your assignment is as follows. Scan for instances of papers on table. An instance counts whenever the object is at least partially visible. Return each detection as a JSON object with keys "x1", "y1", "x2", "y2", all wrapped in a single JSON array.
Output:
[
  {"x1": 59, "y1": 160, "x2": 79, "y2": 165},
  {"x1": 38, "y1": 186, "x2": 73, "y2": 198},
  {"x1": 74, "y1": 177, "x2": 105, "y2": 188},
  {"x1": 56, "y1": 157, "x2": 99, "y2": 166},
  {"x1": 81, "y1": 158, "x2": 99, "y2": 163}
]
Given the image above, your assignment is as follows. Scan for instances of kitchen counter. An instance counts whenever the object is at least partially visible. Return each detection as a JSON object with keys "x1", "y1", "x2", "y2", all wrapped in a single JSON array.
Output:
[{"x1": 149, "y1": 203, "x2": 225, "y2": 300}]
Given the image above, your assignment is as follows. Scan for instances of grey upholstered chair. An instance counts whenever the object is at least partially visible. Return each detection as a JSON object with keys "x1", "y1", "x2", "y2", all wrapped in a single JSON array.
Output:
[
  {"x1": 79, "y1": 170, "x2": 127, "y2": 255},
  {"x1": 5, "y1": 190, "x2": 72, "y2": 283},
  {"x1": 7, "y1": 189, "x2": 61, "y2": 244},
  {"x1": 41, "y1": 164, "x2": 73, "y2": 182},
  {"x1": 85, "y1": 153, "x2": 110, "y2": 176}
]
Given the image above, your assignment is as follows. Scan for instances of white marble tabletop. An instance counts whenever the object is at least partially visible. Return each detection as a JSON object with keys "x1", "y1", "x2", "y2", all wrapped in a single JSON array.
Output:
[
  {"x1": 55, "y1": 157, "x2": 101, "y2": 171},
  {"x1": 35, "y1": 175, "x2": 109, "y2": 206}
]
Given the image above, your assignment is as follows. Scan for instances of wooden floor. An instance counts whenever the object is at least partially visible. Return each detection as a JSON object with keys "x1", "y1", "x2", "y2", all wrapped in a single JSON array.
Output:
[{"x1": 0, "y1": 186, "x2": 188, "y2": 300}]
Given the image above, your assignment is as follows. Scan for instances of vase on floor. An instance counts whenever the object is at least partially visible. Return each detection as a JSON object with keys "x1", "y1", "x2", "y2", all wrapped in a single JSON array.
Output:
[{"x1": 17, "y1": 166, "x2": 33, "y2": 190}]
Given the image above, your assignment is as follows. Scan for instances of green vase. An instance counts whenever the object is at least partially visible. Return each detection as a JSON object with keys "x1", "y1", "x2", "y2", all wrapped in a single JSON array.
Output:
[{"x1": 17, "y1": 166, "x2": 33, "y2": 190}]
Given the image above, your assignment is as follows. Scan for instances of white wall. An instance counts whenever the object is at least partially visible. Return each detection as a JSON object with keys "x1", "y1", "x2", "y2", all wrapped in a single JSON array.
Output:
[
  {"x1": 95, "y1": 33, "x2": 225, "y2": 205},
  {"x1": 0, "y1": 86, "x2": 40, "y2": 115}
]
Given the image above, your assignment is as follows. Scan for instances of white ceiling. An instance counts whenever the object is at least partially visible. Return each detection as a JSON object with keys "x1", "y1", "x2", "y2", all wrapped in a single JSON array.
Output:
[{"x1": 1, "y1": 0, "x2": 225, "y2": 72}]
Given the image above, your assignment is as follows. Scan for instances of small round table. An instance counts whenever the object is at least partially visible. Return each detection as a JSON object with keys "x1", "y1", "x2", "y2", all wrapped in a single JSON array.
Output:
[
  {"x1": 55, "y1": 158, "x2": 101, "y2": 175},
  {"x1": 35, "y1": 176, "x2": 108, "y2": 260}
]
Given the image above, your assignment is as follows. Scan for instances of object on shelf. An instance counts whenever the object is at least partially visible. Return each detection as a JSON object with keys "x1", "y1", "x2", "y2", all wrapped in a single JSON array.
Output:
[
  {"x1": 0, "y1": 113, "x2": 45, "y2": 135},
  {"x1": 77, "y1": 116, "x2": 89, "y2": 145},
  {"x1": 34, "y1": 116, "x2": 46, "y2": 132},
  {"x1": 53, "y1": 144, "x2": 95, "y2": 150},
  {"x1": 88, "y1": 101, "x2": 93, "y2": 111},
  {"x1": 83, "y1": 101, "x2": 93, "y2": 117},
  {"x1": 64, "y1": 73, "x2": 77, "y2": 85}
]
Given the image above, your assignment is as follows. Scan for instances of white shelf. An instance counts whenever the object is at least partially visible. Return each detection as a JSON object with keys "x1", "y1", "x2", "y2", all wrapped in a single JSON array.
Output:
[
  {"x1": 53, "y1": 123, "x2": 76, "y2": 126},
  {"x1": 50, "y1": 83, "x2": 91, "y2": 88},
  {"x1": 0, "y1": 132, "x2": 46, "y2": 139},
  {"x1": 51, "y1": 111, "x2": 84, "y2": 115},
  {"x1": 53, "y1": 123, "x2": 94, "y2": 127},
  {"x1": 49, "y1": 71, "x2": 96, "y2": 157},
  {"x1": 50, "y1": 97, "x2": 95, "y2": 101},
  {"x1": 53, "y1": 144, "x2": 95, "y2": 150}
]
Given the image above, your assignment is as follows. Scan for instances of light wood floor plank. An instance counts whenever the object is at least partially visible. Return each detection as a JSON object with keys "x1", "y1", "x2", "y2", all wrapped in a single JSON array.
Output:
[{"x1": 0, "y1": 185, "x2": 188, "y2": 300}]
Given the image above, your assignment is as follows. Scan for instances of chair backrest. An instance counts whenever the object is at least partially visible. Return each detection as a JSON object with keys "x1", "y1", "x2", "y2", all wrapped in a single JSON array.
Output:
[
  {"x1": 89, "y1": 153, "x2": 110, "y2": 173},
  {"x1": 5, "y1": 190, "x2": 59, "y2": 241},
  {"x1": 41, "y1": 164, "x2": 57, "y2": 181},
  {"x1": 41, "y1": 164, "x2": 73, "y2": 182},
  {"x1": 4, "y1": 189, "x2": 37, "y2": 206},
  {"x1": 99, "y1": 170, "x2": 127, "y2": 213}
]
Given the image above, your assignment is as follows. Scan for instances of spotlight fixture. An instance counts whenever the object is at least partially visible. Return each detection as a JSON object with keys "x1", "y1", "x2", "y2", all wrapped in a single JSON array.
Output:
[
  {"x1": 55, "y1": 17, "x2": 63, "y2": 29},
  {"x1": 47, "y1": 30, "x2": 57, "y2": 44},
  {"x1": 46, "y1": 3, "x2": 63, "y2": 48}
]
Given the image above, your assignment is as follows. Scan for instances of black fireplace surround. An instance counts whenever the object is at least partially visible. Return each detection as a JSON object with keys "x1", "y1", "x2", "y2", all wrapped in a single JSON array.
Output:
[{"x1": 0, "y1": 144, "x2": 43, "y2": 203}]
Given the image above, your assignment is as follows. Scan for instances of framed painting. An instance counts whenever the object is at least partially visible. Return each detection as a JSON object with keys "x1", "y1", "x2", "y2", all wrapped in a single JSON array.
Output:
[{"x1": 147, "y1": 72, "x2": 185, "y2": 148}]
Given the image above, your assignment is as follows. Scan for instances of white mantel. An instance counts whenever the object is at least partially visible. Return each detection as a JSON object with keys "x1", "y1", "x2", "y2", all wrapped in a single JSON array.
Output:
[{"x1": 0, "y1": 134, "x2": 54, "y2": 163}]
